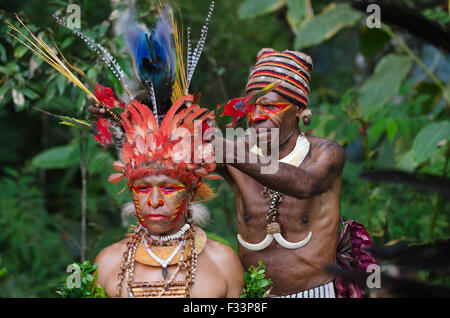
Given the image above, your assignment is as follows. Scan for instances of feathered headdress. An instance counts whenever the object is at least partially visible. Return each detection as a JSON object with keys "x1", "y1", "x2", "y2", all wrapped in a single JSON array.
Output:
[
  {"x1": 108, "y1": 94, "x2": 219, "y2": 193},
  {"x1": 8, "y1": 1, "x2": 218, "y2": 196},
  {"x1": 123, "y1": 2, "x2": 215, "y2": 122},
  {"x1": 107, "y1": 1, "x2": 219, "y2": 193},
  {"x1": 124, "y1": 7, "x2": 178, "y2": 117}
]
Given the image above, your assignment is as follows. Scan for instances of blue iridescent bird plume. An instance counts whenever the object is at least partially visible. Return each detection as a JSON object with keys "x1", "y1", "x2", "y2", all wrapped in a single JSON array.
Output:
[
  {"x1": 125, "y1": 6, "x2": 177, "y2": 116},
  {"x1": 123, "y1": 1, "x2": 215, "y2": 119}
]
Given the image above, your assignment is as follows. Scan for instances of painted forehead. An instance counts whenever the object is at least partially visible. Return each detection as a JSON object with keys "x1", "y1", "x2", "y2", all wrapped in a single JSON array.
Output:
[{"x1": 132, "y1": 174, "x2": 184, "y2": 186}]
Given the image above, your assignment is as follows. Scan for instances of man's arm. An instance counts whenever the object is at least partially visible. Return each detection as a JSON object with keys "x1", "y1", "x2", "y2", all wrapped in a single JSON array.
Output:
[
  {"x1": 221, "y1": 247, "x2": 245, "y2": 298},
  {"x1": 205, "y1": 240, "x2": 245, "y2": 298},
  {"x1": 226, "y1": 138, "x2": 345, "y2": 200},
  {"x1": 93, "y1": 240, "x2": 127, "y2": 294}
]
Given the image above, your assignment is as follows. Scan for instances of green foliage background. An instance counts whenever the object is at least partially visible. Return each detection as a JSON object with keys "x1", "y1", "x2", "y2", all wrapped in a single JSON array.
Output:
[{"x1": 0, "y1": 0, "x2": 448, "y2": 296}]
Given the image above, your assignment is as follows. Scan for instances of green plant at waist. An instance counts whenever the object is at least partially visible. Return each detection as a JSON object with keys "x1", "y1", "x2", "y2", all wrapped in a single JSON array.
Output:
[
  {"x1": 240, "y1": 260, "x2": 273, "y2": 298},
  {"x1": 56, "y1": 260, "x2": 107, "y2": 298}
]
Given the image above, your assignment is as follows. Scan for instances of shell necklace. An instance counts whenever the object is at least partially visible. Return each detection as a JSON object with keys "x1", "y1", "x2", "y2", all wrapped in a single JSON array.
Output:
[
  {"x1": 147, "y1": 224, "x2": 191, "y2": 244},
  {"x1": 144, "y1": 235, "x2": 185, "y2": 280},
  {"x1": 238, "y1": 134, "x2": 313, "y2": 251}
]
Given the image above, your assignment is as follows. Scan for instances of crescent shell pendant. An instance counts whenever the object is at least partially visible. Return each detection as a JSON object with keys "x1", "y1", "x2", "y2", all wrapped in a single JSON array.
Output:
[
  {"x1": 237, "y1": 233, "x2": 274, "y2": 251},
  {"x1": 237, "y1": 231, "x2": 312, "y2": 250},
  {"x1": 273, "y1": 231, "x2": 312, "y2": 249}
]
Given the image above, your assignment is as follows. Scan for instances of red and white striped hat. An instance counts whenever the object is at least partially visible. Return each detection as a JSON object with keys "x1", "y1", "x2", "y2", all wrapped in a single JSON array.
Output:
[{"x1": 246, "y1": 48, "x2": 313, "y2": 109}]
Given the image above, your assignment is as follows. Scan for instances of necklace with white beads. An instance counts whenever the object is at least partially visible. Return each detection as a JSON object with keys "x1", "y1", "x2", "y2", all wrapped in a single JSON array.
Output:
[
  {"x1": 147, "y1": 224, "x2": 190, "y2": 243},
  {"x1": 143, "y1": 235, "x2": 186, "y2": 280}
]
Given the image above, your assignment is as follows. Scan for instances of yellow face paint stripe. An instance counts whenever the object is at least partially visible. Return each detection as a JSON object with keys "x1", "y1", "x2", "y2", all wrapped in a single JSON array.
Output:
[
  {"x1": 162, "y1": 186, "x2": 186, "y2": 198},
  {"x1": 133, "y1": 198, "x2": 145, "y2": 223},
  {"x1": 260, "y1": 104, "x2": 292, "y2": 116}
]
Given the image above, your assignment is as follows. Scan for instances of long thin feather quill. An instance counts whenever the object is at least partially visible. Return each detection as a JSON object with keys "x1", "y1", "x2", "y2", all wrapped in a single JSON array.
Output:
[
  {"x1": 8, "y1": 16, "x2": 97, "y2": 101},
  {"x1": 53, "y1": 14, "x2": 132, "y2": 99},
  {"x1": 8, "y1": 15, "x2": 122, "y2": 124}
]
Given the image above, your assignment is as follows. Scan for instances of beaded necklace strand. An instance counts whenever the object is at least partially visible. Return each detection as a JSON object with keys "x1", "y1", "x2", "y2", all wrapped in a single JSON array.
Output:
[
  {"x1": 144, "y1": 235, "x2": 185, "y2": 280},
  {"x1": 116, "y1": 224, "x2": 197, "y2": 298}
]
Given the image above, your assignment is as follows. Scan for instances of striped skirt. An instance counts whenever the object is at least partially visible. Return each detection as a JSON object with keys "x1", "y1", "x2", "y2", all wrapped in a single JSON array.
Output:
[{"x1": 276, "y1": 281, "x2": 335, "y2": 298}]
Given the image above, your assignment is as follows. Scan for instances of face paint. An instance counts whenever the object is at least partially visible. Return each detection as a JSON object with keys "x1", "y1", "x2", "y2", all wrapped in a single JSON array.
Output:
[
  {"x1": 158, "y1": 183, "x2": 185, "y2": 219},
  {"x1": 131, "y1": 176, "x2": 189, "y2": 234},
  {"x1": 248, "y1": 113, "x2": 269, "y2": 124},
  {"x1": 169, "y1": 184, "x2": 188, "y2": 225},
  {"x1": 171, "y1": 197, "x2": 187, "y2": 226},
  {"x1": 148, "y1": 198, "x2": 165, "y2": 208},
  {"x1": 133, "y1": 198, "x2": 146, "y2": 224},
  {"x1": 259, "y1": 103, "x2": 292, "y2": 115},
  {"x1": 132, "y1": 185, "x2": 152, "y2": 196},
  {"x1": 247, "y1": 101, "x2": 293, "y2": 124},
  {"x1": 159, "y1": 184, "x2": 186, "y2": 197}
]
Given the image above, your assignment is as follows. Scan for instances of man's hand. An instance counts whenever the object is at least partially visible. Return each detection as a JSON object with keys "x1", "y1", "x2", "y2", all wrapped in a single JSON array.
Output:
[
  {"x1": 88, "y1": 99, "x2": 109, "y2": 119},
  {"x1": 209, "y1": 131, "x2": 273, "y2": 165}
]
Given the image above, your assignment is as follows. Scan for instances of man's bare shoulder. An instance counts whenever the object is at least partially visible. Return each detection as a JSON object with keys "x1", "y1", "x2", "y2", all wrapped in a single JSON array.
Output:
[
  {"x1": 307, "y1": 136, "x2": 345, "y2": 167},
  {"x1": 93, "y1": 239, "x2": 129, "y2": 294},
  {"x1": 203, "y1": 239, "x2": 245, "y2": 292},
  {"x1": 204, "y1": 239, "x2": 244, "y2": 273},
  {"x1": 204, "y1": 239, "x2": 238, "y2": 261},
  {"x1": 308, "y1": 136, "x2": 344, "y2": 153},
  {"x1": 94, "y1": 239, "x2": 129, "y2": 272}
]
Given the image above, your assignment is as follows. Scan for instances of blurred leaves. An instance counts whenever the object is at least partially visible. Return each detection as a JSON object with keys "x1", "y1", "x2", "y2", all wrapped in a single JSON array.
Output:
[
  {"x1": 238, "y1": 0, "x2": 286, "y2": 20},
  {"x1": 286, "y1": 0, "x2": 313, "y2": 33},
  {"x1": 422, "y1": 6, "x2": 450, "y2": 26},
  {"x1": 359, "y1": 27, "x2": 391, "y2": 59},
  {"x1": 294, "y1": 3, "x2": 362, "y2": 50},
  {"x1": 239, "y1": 1, "x2": 363, "y2": 50},
  {"x1": 0, "y1": 165, "x2": 72, "y2": 296},
  {"x1": 0, "y1": 0, "x2": 449, "y2": 297},
  {"x1": 412, "y1": 121, "x2": 450, "y2": 165},
  {"x1": 359, "y1": 54, "x2": 413, "y2": 119},
  {"x1": 32, "y1": 142, "x2": 80, "y2": 169},
  {"x1": 0, "y1": 258, "x2": 8, "y2": 280}
]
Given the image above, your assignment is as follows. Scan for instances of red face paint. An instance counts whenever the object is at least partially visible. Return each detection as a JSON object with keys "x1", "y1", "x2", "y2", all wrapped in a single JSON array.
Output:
[
  {"x1": 147, "y1": 198, "x2": 165, "y2": 208},
  {"x1": 132, "y1": 185, "x2": 152, "y2": 195},
  {"x1": 159, "y1": 184, "x2": 186, "y2": 196},
  {"x1": 131, "y1": 181, "x2": 188, "y2": 229},
  {"x1": 171, "y1": 198, "x2": 187, "y2": 226},
  {"x1": 259, "y1": 103, "x2": 292, "y2": 115},
  {"x1": 133, "y1": 198, "x2": 146, "y2": 226},
  {"x1": 248, "y1": 103, "x2": 292, "y2": 124},
  {"x1": 248, "y1": 113, "x2": 269, "y2": 123}
]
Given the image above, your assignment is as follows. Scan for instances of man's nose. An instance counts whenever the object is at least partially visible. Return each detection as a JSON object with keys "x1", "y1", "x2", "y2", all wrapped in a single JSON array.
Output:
[
  {"x1": 254, "y1": 104, "x2": 265, "y2": 116},
  {"x1": 147, "y1": 186, "x2": 164, "y2": 208}
]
